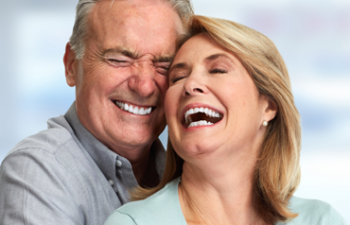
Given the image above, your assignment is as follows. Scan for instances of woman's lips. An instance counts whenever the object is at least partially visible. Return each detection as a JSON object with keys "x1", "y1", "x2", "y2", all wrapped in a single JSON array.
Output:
[{"x1": 182, "y1": 104, "x2": 223, "y2": 129}]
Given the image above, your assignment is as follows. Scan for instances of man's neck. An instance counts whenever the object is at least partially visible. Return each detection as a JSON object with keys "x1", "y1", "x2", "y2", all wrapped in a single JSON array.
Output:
[{"x1": 131, "y1": 147, "x2": 160, "y2": 188}]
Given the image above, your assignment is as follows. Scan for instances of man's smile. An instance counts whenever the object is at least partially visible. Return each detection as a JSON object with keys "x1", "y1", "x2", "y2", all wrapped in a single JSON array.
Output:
[{"x1": 114, "y1": 100, "x2": 155, "y2": 116}]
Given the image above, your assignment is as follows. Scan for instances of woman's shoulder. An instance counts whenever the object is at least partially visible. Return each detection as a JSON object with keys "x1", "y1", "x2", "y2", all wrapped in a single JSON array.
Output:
[
  {"x1": 104, "y1": 177, "x2": 186, "y2": 225},
  {"x1": 278, "y1": 196, "x2": 347, "y2": 225}
]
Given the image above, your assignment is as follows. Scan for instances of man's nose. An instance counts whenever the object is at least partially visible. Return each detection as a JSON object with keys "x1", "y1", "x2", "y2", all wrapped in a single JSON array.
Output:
[{"x1": 128, "y1": 63, "x2": 156, "y2": 98}]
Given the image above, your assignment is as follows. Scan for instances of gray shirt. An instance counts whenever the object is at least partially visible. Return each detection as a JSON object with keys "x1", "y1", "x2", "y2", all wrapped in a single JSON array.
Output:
[{"x1": 0, "y1": 103, "x2": 166, "y2": 225}]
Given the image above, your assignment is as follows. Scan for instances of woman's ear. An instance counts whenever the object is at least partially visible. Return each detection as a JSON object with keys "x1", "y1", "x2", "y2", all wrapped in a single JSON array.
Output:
[
  {"x1": 262, "y1": 96, "x2": 278, "y2": 122},
  {"x1": 63, "y1": 42, "x2": 78, "y2": 87}
]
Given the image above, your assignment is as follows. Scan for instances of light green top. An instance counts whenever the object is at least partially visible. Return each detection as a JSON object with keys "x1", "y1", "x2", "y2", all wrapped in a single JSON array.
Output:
[{"x1": 104, "y1": 177, "x2": 347, "y2": 225}]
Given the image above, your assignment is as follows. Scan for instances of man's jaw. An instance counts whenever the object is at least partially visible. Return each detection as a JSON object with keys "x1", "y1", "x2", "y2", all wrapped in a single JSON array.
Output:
[{"x1": 113, "y1": 100, "x2": 155, "y2": 116}]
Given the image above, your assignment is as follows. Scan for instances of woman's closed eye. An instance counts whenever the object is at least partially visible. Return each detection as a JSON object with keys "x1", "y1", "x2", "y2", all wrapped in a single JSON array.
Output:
[
  {"x1": 169, "y1": 70, "x2": 188, "y2": 84},
  {"x1": 209, "y1": 68, "x2": 227, "y2": 74},
  {"x1": 168, "y1": 68, "x2": 188, "y2": 84},
  {"x1": 170, "y1": 76, "x2": 186, "y2": 84}
]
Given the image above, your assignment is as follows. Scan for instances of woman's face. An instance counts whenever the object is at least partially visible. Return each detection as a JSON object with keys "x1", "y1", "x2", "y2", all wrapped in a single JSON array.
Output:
[{"x1": 165, "y1": 34, "x2": 275, "y2": 161}]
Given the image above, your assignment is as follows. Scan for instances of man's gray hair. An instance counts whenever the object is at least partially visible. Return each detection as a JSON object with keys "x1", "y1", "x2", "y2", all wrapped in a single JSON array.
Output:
[{"x1": 69, "y1": 0, "x2": 194, "y2": 59}]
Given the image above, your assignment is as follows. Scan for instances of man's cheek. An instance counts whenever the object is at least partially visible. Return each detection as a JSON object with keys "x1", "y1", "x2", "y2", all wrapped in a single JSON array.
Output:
[{"x1": 158, "y1": 76, "x2": 169, "y2": 98}]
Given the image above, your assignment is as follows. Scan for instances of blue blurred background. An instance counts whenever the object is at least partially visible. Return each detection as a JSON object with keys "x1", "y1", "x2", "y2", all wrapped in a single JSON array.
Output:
[{"x1": 0, "y1": 0, "x2": 349, "y2": 222}]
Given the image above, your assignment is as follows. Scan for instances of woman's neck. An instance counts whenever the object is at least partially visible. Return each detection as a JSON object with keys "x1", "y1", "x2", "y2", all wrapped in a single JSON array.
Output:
[{"x1": 178, "y1": 151, "x2": 270, "y2": 225}]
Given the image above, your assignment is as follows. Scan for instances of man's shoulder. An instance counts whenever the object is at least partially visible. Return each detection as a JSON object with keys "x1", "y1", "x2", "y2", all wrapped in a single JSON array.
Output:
[
  {"x1": 0, "y1": 114, "x2": 87, "y2": 186},
  {"x1": 0, "y1": 113, "x2": 120, "y2": 225},
  {"x1": 6, "y1": 115, "x2": 76, "y2": 157},
  {"x1": 283, "y1": 196, "x2": 347, "y2": 225}
]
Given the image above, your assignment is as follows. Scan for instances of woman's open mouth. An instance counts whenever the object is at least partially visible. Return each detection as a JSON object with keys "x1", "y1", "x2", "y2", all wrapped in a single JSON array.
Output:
[{"x1": 182, "y1": 107, "x2": 223, "y2": 128}]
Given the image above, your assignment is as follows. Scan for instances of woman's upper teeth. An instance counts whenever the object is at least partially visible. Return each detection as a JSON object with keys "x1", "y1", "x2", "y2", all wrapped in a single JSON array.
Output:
[
  {"x1": 184, "y1": 107, "x2": 222, "y2": 123},
  {"x1": 115, "y1": 101, "x2": 152, "y2": 115}
]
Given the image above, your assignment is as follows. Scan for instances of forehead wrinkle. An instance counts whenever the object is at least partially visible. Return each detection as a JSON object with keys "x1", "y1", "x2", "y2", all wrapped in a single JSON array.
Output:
[
  {"x1": 205, "y1": 53, "x2": 234, "y2": 64},
  {"x1": 102, "y1": 46, "x2": 139, "y2": 59},
  {"x1": 102, "y1": 46, "x2": 175, "y2": 63}
]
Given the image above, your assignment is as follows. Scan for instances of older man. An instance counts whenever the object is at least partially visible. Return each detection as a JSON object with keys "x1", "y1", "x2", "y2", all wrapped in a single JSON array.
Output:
[{"x1": 0, "y1": 0, "x2": 193, "y2": 224}]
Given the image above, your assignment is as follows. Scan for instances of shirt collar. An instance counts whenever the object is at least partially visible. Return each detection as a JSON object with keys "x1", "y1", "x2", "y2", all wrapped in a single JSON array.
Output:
[{"x1": 63, "y1": 102, "x2": 166, "y2": 186}]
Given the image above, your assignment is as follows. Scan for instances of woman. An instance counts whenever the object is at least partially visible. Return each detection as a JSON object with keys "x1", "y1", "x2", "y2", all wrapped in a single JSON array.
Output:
[{"x1": 104, "y1": 15, "x2": 347, "y2": 225}]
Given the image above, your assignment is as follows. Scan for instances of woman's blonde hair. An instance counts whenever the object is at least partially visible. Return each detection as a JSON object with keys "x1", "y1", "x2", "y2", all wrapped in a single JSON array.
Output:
[{"x1": 131, "y1": 15, "x2": 301, "y2": 224}]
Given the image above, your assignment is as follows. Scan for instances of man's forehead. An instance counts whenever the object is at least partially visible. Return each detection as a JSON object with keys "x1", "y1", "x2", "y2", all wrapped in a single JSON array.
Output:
[
  {"x1": 97, "y1": 0, "x2": 163, "y2": 6},
  {"x1": 85, "y1": 0, "x2": 183, "y2": 58},
  {"x1": 92, "y1": 0, "x2": 175, "y2": 17},
  {"x1": 88, "y1": 0, "x2": 183, "y2": 34}
]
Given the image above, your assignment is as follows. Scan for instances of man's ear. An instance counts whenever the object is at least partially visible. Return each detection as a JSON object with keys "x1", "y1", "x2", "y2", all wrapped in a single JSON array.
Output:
[
  {"x1": 63, "y1": 43, "x2": 78, "y2": 87},
  {"x1": 262, "y1": 96, "x2": 278, "y2": 122}
]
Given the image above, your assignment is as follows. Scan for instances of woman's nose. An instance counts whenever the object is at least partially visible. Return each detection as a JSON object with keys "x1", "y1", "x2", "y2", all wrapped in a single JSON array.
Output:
[{"x1": 183, "y1": 73, "x2": 208, "y2": 96}]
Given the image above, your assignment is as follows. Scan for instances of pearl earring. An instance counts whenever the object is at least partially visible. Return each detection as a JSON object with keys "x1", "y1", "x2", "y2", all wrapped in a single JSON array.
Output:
[{"x1": 263, "y1": 121, "x2": 268, "y2": 126}]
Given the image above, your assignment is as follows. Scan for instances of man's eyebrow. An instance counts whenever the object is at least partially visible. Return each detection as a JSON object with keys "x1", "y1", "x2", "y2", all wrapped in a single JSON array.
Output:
[
  {"x1": 102, "y1": 48, "x2": 174, "y2": 63},
  {"x1": 168, "y1": 62, "x2": 187, "y2": 74},
  {"x1": 102, "y1": 47, "x2": 138, "y2": 59}
]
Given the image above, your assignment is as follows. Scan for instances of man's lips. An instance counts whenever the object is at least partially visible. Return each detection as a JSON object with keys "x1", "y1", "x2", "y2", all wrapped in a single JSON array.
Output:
[{"x1": 113, "y1": 100, "x2": 155, "y2": 115}]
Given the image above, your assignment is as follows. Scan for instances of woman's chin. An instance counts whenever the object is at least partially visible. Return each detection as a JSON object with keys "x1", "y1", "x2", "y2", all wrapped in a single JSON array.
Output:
[{"x1": 175, "y1": 140, "x2": 222, "y2": 161}]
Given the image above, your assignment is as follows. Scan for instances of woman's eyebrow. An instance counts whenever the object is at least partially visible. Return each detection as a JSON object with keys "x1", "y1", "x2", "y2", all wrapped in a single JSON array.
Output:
[
  {"x1": 154, "y1": 55, "x2": 175, "y2": 63},
  {"x1": 168, "y1": 62, "x2": 187, "y2": 74},
  {"x1": 205, "y1": 53, "x2": 233, "y2": 63}
]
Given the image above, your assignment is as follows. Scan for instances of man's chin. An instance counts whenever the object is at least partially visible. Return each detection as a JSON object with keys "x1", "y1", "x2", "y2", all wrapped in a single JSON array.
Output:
[{"x1": 109, "y1": 129, "x2": 157, "y2": 147}]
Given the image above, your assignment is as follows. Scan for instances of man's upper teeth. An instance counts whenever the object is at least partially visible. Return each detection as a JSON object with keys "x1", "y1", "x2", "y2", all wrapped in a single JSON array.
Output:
[
  {"x1": 185, "y1": 107, "x2": 221, "y2": 123},
  {"x1": 115, "y1": 101, "x2": 152, "y2": 115}
]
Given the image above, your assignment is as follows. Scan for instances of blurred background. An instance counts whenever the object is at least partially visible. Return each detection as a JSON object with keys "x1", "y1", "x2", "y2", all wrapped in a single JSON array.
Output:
[{"x1": 0, "y1": 0, "x2": 349, "y2": 222}]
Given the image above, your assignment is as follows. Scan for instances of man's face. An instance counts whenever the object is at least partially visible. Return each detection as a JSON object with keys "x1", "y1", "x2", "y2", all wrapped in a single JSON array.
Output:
[{"x1": 65, "y1": 0, "x2": 183, "y2": 157}]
